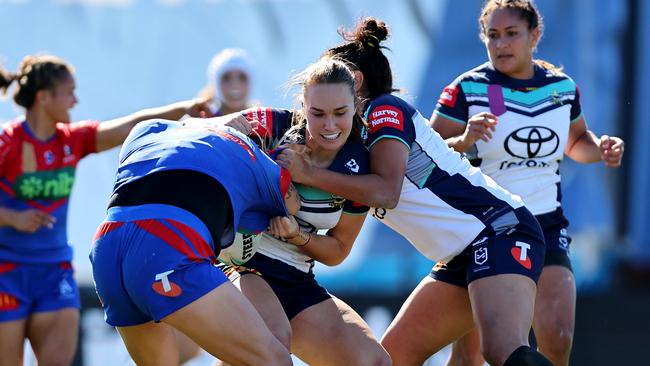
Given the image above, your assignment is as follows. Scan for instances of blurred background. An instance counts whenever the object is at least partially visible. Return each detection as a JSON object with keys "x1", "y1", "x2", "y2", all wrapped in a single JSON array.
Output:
[{"x1": 1, "y1": 0, "x2": 648, "y2": 365}]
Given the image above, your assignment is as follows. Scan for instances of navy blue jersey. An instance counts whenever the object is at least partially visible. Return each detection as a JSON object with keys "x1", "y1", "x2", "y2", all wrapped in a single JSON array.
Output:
[{"x1": 434, "y1": 62, "x2": 582, "y2": 214}]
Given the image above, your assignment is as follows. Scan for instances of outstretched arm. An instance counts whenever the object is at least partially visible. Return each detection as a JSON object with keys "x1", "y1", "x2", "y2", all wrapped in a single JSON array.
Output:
[{"x1": 96, "y1": 98, "x2": 210, "y2": 152}]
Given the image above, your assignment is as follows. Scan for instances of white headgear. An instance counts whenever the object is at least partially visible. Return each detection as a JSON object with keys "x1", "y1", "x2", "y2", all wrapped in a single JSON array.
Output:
[{"x1": 207, "y1": 48, "x2": 254, "y2": 101}]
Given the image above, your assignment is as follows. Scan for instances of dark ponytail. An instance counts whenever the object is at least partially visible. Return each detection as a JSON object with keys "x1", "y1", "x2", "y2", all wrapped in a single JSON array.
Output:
[
  {"x1": 323, "y1": 17, "x2": 397, "y2": 99},
  {"x1": 0, "y1": 66, "x2": 17, "y2": 96},
  {"x1": 1, "y1": 55, "x2": 73, "y2": 109}
]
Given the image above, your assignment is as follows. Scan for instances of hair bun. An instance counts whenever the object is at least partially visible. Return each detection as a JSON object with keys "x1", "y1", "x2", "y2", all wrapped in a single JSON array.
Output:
[{"x1": 358, "y1": 18, "x2": 389, "y2": 47}]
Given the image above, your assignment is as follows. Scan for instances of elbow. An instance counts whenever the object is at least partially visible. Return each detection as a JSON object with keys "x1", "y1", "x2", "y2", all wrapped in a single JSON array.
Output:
[
  {"x1": 322, "y1": 257, "x2": 345, "y2": 266},
  {"x1": 376, "y1": 190, "x2": 400, "y2": 209}
]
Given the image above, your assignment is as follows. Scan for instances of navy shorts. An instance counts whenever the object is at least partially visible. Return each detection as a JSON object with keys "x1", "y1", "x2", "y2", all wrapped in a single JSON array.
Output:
[
  {"x1": 218, "y1": 253, "x2": 330, "y2": 320},
  {"x1": 90, "y1": 204, "x2": 228, "y2": 327},
  {"x1": 0, "y1": 261, "x2": 80, "y2": 322},
  {"x1": 430, "y1": 206, "x2": 545, "y2": 287},
  {"x1": 537, "y1": 208, "x2": 572, "y2": 270}
]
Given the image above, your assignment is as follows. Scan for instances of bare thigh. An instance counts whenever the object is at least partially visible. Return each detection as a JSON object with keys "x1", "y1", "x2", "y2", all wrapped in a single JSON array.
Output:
[
  {"x1": 291, "y1": 297, "x2": 390, "y2": 366},
  {"x1": 163, "y1": 281, "x2": 291, "y2": 366},
  {"x1": 27, "y1": 308, "x2": 79, "y2": 366},
  {"x1": 0, "y1": 318, "x2": 26, "y2": 366},
  {"x1": 381, "y1": 276, "x2": 474, "y2": 366},
  {"x1": 468, "y1": 274, "x2": 536, "y2": 366},
  {"x1": 237, "y1": 273, "x2": 292, "y2": 350}
]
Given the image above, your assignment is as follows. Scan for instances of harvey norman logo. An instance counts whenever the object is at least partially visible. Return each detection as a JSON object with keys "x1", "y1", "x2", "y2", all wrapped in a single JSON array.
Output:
[{"x1": 368, "y1": 105, "x2": 404, "y2": 133}]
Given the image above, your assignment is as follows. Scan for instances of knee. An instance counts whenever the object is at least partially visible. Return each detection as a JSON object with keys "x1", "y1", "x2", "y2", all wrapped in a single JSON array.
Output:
[
  {"x1": 272, "y1": 325, "x2": 292, "y2": 352},
  {"x1": 382, "y1": 336, "x2": 427, "y2": 366},
  {"x1": 537, "y1": 324, "x2": 574, "y2": 358},
  {"x1": 260, "y1": 344, "x2": 292, "y2": 366},
  {"x1": 480, "y1": 339, "x2": 510, "y2": 366}
]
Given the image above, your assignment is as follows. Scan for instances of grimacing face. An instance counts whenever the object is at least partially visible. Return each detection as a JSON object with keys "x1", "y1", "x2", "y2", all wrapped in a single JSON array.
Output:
[
  {"x1": 484, "y1": 7, "x2": 540, "y2": 79},
  {"x1": 303, "y1": 82, "x2": 355, "y2": 153}
]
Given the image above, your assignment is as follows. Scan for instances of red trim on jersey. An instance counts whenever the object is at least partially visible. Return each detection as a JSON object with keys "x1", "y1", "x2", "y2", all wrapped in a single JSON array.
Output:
[
  {"x1": 438, "y1": 85, "x2": 460, "y2": 108},
  {"x1": 135, "y1": 219, "x2": 203, "y2": 262},
  {"x1": 24, "y1": 198, "x2": 66, "y2": 213},
  {"x1": 0, "y1": 262, "x2": 18, "y2": 274},
  {"x1": 165, "y1": 219, "x2": 214, "y2": 259},
  {"x1": 0, "y1": 293, "x2": 19, "y2": 311},
  {"x1": 59, "y1": 262, "x2": 73, "y2": 270},
  {"x1": 368, "y1": 105, "x2": 405, "y2": 134},
  {"x1": 279, "y1": 167, "x2": 292, "y2": 198},
  {"x1": 245, "y1": 107, "x2": 274, "y2": 138},
  {"x1": 92, "y1": 222, "x2": 125, "y2": 242},
  {"x1": 0, "y1": 181, "x2": 14, "y2": 197}
]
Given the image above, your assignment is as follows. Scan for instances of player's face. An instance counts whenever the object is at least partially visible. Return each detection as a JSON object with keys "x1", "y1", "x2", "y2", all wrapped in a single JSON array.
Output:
[
  {"x1": 220, "y1": 70, "x2": 249, "y2": 110},
  {"x1": 303, "y1": 83, "x2": 355, "y2": 152},
  {"x1": 43, "y1": 74, "x2": 77, "y2": 124},
  {"x1": 483, "y1": 8, "x2": 540, "y2": 79}
]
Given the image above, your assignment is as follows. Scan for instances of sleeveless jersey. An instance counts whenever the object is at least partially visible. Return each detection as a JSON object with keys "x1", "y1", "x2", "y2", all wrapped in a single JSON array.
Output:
[
  {"x1": 242, "y1": 108, "x2": 370, "y2": 272},
  {"x1": 0, "y1": 120, "x2": 98, "y2": 263},
  {"x1": 434, "y1": 62, "x2": 582, "y2": 215},
  {"x1": 365, "y1": 94, "x2": 525, "y2": 262},
  {"x1": 114, "y1": 118, "x2": 289, "y2": 250}
]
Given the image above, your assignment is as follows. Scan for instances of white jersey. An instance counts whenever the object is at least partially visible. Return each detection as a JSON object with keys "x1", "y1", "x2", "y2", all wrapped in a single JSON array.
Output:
[
  {"x1": 247, "y1": 108, "x2": 371, "y2": 272},
  {"x1": 365, "y1": 94, "x2": 525, "y2": 262},
  {"x1": 434, "y1": 62, "x2": 582, "y2": 215}
]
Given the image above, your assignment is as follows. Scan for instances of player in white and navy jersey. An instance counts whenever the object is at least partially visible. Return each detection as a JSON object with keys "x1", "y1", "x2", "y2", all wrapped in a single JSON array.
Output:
[
  {"x1": 277, "y1": 17, "x2": 555, "y2": 366},
  {"x1": 430, "y1": 2, "x2": 623, "y2": 365},
  {"x1": 216, "y1": 58, "x2": 390, "y2": 366}
]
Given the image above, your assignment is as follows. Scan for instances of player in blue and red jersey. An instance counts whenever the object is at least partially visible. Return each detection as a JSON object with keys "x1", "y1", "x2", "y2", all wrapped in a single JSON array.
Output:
[
  {"x1": 0, "y1": 54, "x2": 209, "y2": 366},
  {"x1": 90, "y1": 117, "x2": 299, "y2": 365}
]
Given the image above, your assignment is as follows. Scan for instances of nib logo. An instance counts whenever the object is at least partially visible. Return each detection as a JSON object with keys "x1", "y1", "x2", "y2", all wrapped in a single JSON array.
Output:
[{"x1": 511, "y1": 242, "x2": 532, "y2": 270}]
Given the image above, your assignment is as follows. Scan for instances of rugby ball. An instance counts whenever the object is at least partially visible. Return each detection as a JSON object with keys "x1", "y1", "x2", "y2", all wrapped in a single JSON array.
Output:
[{"x1": 218, "y1": 232, "x2": 261, "y2": 266}]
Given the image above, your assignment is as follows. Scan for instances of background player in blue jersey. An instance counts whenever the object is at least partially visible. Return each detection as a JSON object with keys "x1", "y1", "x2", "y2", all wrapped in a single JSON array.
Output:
[
  {"x1": 429, "y1": 1, "x2": 624, "y2": 365},
  {"x1": 215, "y1": 58, "x2": 390, "y2": 366},
  {"x1": 90, "y1": 118, "x2": 300, "y2": 366},
  {"x1": 0, "y1": 54, "x2": 210, "y2": 366},
  {"x1": 277, "y1": 17, "x2": 554, "y2": 366}
]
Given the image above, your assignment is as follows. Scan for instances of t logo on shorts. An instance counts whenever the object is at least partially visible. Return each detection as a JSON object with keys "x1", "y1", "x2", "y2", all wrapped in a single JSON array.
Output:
[
  {"x1": 152, "y1": 270, "x2": 183, "y2": 297},
  {"x1": 511, "y1": 242, "x2": 532, "y2": 270}
]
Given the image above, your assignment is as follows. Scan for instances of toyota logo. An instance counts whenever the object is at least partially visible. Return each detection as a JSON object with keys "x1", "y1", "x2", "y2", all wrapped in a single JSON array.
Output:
[{"x1": 504, "y1": 126, "x2": 559, "y2": 159}]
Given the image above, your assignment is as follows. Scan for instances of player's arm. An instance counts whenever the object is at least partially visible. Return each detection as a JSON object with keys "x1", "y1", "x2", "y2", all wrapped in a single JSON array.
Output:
[
  {"x1": 275, "y1": 138, "x2": 408, "y2": 209},
  {"x1": 0, "y1": 207, "x2": 55, "y2": 233},
  {"x1": 95, "y1": 97, "x2": 210, "y2": 152},
  {"x1": 430, "y1": 112, "x2": 497, "y2": 152},
  {"x1": 565, "y1": 116, "x2": 624, "y2": 167},
  {"x1": 269, "y1": 212, "x2": 367, "y2": 266}
]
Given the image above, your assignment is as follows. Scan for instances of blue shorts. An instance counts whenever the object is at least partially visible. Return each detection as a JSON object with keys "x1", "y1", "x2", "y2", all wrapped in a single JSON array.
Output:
[
  {"x1": 218, "y1": 253, "x2": 331, "y2": 320},
  {"x1": 537, "y1": 208, "x2": 572, "y2": 270},
  {"x1": 90, "y1": 204, "x2": 228, "y2": 327},
  {"x1": 0, "y1": 261, "x2": 80, "y2": 322},
  {"x1": 430, "y1": 207, "x2": 545, "y2": 287}
]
